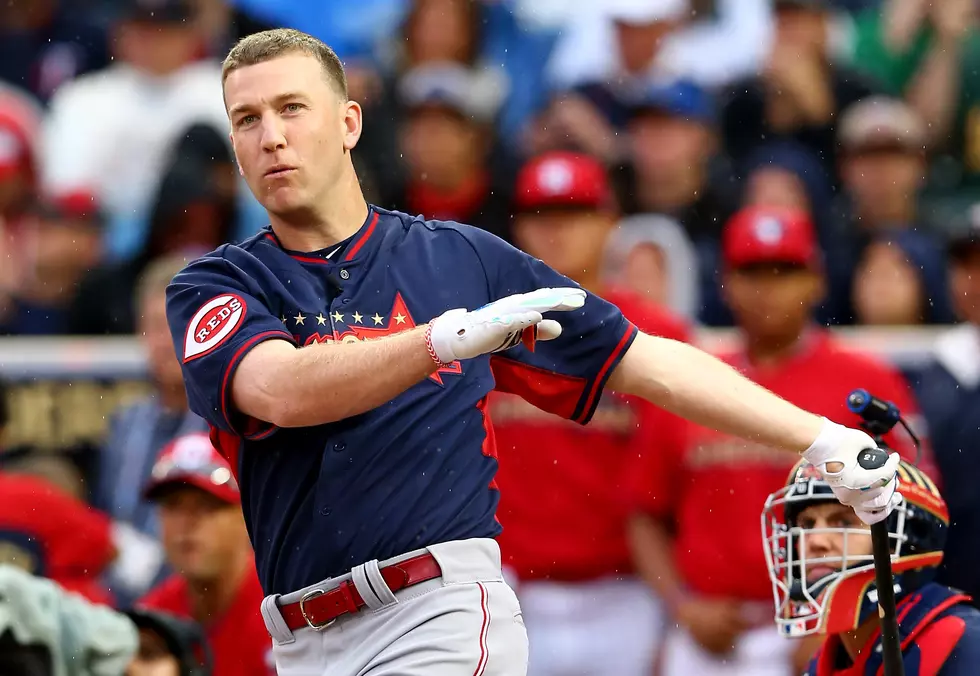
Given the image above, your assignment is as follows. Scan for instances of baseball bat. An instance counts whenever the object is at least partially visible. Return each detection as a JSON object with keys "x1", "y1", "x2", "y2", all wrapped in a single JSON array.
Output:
[
  {"x1": 857, "y1": 447, "x2": 904, "y2": 676},
  {"x1": 848, "y1": 389, "x2": 912, "y2": 676}
]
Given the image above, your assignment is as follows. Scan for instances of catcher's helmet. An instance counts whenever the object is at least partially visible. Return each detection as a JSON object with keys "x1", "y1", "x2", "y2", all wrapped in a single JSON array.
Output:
[{"x1": 760, "y1": 457, "x2": 948, "y2": 637}]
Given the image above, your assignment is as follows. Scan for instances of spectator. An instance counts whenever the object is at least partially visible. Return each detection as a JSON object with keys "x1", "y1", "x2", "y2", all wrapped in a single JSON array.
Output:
[
  {"x1": 137, "y1": 433, "x2": 273, "y2": 676},
  {"x1": 846, "y1": 0, "x2": 980, "y2": 194},
  {"x1": 0, "y1": 470, "x2": 116, "y2": 606},
  {"x1": 543, "y1": 0, "x2": 771, "y2": 92},
  {"x1": 90, "y1": 254, "x2": 208, "y2": 606},
  {"x1": 910, "y1": 213, "x2": 980, "y2": 606},
  {"x1": 616, "y1": 77, "x2": 738, "y2": 326},
  {"x1": 0, "y1": 83, "x2": 44, "y2": 325},
  {"x1": 0, "y1": 565, "x2": 137, "y2": 676},
  {"x1": 851, "y1": 230, "x2": 953, "y2": 325},
  {"x1": 627, "y1": 204, "x2": 935, "y2": 676},
  {"x1": 738, "y1": 141, "x2": 844, "y2": 323},
  {"x1": 388, "y1": 63, "x2": 514, "y2": 242},
  {"x1": 602, "y1": 213, "x2": 701, "y2": 321},
  {"x1": 123, "y1": 607, "x2": 211, "y2": 676},
  {"x1": 722, "y1": 0, "x2": 878, "y2": 179},
  {"x1": 0, "y1": 192, "x2": 105, "y2": 335},
  {"x1": 0, "y1": 0, "x2": 110, "y2": 104},
  {"x1": 40, "y1": 0, "x2": 228, "y2": 261},
  {"x1": 67, "y1": 143, "x2": 239, "y2": 336},
  {"x1": 493, "y1": 151, "x2": 690, "y2": 676}
]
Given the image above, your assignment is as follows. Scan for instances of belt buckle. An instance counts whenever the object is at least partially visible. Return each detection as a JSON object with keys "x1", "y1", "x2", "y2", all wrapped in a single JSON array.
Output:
[{"x1": 299, "y1": 589, "x2": 336, "y2": 631}]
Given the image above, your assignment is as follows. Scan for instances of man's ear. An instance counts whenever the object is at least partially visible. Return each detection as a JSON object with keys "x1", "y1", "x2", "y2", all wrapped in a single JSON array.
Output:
[
  {"x1": 342, "y1": 101, "x2": 363, "y2": 152},
  {"x1": 228, "y1": 132, "x2": 244, "y2": 177}
]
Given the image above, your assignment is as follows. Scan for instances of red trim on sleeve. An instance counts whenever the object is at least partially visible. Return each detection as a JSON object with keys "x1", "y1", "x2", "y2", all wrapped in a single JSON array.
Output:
[
  {"x1": 343, "y1": 211, "x2": 379, "y2": 261},
  {"x1": 209, "y1": 424, "x2": 242, "y2": 484},
  {"x1": 476, "y1": 396, "x2": 498, "y2": 491},
  {"x1": 219, "y1": 329, "x2": 294, "y2": 435},
  {"x1": 489, "y1": 356, "x2": 586, "y2": 421},
  {"x1": 575, "y1": 322, "x2": 636, "y2": 424}
]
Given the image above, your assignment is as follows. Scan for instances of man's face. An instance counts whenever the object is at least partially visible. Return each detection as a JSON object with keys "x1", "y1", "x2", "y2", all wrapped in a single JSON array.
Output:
[
  {"x1": 400, "y1": 106, "x2": 482, "y2": 189},
  {"x1": 157, "y1": 485, "x2": 248, "y2": 584},
  {"x1": 630, "y1": 113, "x2": 712, "y2": 180},
  {"x1": 841, "y1": 150, "x2": 924, "y2": 220},
  {"x1": 951, "y1": 247, "x2": 980, "y2": 325},
  {"x1": 115, "y1": 20, "x2": 202, "y2": 77},
  {"x1": 125, "y1": 628, "x2": 181, "y2": 676},
  {"x1": 30, "y1": 215, "x2": 103, "y2": 282},
  {"x1": 225, "y1": 53, "x2": 360, "y2": 219},
  {"x1": 795, "y1": 502, "x2": 872, "y2": 584},
  {"x1": 138, "y1": 291, "x2": 184, "y2": 391},
  {"x1": 724, "y1": 264, "x2": 822, "y2": 342},
  {"x1": 513, "y1": 210, "x2": 612, "y2": 281},
  {"x1": 852, "y1": 240, "x2": 924, "y2": 325}
]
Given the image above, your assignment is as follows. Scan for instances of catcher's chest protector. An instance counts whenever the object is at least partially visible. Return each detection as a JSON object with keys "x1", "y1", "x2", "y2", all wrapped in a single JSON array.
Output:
[{"x1": 806, "y1": 583, "x2": 971, "y2": 676}]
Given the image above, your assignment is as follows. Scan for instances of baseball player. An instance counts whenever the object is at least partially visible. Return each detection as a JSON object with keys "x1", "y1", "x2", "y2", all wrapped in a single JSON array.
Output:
[
  {"x1": 0, "y1": 470, "x2": 116, "y2": 606},
  {"x1": 762, "y1": 458, "x2": 980, "y2": 675},
  {"x1": 626, "y1": 205, "x2": 936, "y2": 676},
  {"x1": 137, "y1": 432, "x2": 274, "y2": 676},
  {"x1": 492, "y1": 150, "x2": 690, "y2": 675},
  {"x1": 165, "y1": 28, "x2": 905, "y2": 676}
]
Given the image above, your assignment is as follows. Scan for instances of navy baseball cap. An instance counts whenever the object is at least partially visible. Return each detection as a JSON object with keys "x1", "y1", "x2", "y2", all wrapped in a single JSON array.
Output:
[{"x1": 629, "y1": 78, "x2": 716, "y2": 126}]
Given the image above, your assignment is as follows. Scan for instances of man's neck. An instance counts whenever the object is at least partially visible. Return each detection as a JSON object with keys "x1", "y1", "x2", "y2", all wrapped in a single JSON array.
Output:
[
  {"x1": 743, "y1": 330, "x2": 806, "y2": 369},
  {"x1": 839, "y1": 615, "x2": 881, "y2": 663},
  {"x1": 270, "y1": 165, "x2": 369, "y2": 253},
  {"x1": 187, "y1": 552, "x2": 250, "y2": 625}
]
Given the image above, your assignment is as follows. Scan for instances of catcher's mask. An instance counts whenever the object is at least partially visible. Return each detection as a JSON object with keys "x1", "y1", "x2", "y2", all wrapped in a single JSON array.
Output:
[{"x1": 760, "y1": 457, "x2": 947, "y2": 637}]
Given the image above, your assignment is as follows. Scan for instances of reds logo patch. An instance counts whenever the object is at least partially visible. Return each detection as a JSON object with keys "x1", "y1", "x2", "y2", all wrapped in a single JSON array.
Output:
[{"x1": 184, "y1": 294, "x2": 246, "y2": 362}]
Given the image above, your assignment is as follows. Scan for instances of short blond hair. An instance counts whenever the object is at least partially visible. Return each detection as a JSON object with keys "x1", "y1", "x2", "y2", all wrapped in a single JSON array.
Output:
[{"x1": 222, "y1": 28, "x2": 348, "y2": 100}]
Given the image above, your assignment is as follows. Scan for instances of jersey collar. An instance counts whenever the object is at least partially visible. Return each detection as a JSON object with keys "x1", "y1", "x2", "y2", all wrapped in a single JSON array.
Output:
[{"x1": 263, "y1": 207, "x2": 380, "y2": 265}]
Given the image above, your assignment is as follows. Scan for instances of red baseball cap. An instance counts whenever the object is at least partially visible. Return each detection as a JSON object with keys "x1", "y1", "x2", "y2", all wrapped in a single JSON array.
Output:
[
  {"x1": 514, "y1": 151, "x2": 613, "y2": 212},
  {"x1": 722, "y1": 206, "x2": 818, "y2": 268},
  {"x1": 143, "y1": 433, "x2": 239, "y2": 504}
]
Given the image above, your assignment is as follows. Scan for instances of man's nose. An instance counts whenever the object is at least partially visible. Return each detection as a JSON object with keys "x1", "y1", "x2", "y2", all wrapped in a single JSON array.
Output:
[{"x1": 259, "y1": 115, "x2": 287, "y2": 152}]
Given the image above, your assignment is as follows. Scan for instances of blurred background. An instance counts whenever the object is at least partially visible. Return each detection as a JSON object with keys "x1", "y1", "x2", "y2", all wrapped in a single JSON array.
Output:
[{"x1": 4, "y1": 0, "x2": 980, "y2": 674}]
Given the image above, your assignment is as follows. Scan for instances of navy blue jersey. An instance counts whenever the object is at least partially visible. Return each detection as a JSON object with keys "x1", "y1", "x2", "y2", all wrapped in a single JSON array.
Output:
[{"x1": 165, "y1": 207, "x2": 637, "y2": 595}]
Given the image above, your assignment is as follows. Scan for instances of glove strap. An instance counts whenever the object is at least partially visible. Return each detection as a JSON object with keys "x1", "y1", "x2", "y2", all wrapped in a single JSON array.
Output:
[{"x1": 424, "y1": 323, "x2": 453, "y2": 368}]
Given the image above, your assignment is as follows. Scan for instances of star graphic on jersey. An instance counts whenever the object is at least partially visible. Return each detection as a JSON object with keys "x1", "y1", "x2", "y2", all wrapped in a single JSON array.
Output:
[
  {"x1": 342, "y1": 294, "x2": 462, "y2": 385},
  {"x1": 351, "y1": 311, "x2": 363, "y2": 323},
  {"x1": 316, "y1": 313, "x2": 327, "y2": 326},
  {"x1": 281, "y1": 316, "x2": 287, "y2": 324},
  {"x1": 294, "y1": 312, "x2": 306, "y2": 326},
  {"x1": 331, "y1": 311, "x2": 344, "y2": 323}
]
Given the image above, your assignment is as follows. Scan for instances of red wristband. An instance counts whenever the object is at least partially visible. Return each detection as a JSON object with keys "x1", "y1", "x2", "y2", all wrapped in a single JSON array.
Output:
[{"x1": 424, "y1": 323, "x2": 452, "y2": 367}]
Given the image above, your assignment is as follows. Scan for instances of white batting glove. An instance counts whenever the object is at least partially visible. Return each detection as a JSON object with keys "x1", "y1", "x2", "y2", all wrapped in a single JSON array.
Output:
[
  {"x1": 802, "y1": 417, "x2": 902, "y2": 525},
  {"x1": 427, "y1": 287, "x2": 586, "y2": 364}
]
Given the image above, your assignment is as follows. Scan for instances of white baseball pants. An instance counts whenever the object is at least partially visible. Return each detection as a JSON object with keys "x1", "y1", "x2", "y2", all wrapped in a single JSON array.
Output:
[{"x1": 260, "y1": 538, "x2": 528, "y2": 676}]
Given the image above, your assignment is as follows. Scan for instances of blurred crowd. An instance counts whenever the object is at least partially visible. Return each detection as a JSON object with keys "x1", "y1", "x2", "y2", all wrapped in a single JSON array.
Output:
[{"x1": 5, "y1": 0, "x2": 980, "y2": 674}]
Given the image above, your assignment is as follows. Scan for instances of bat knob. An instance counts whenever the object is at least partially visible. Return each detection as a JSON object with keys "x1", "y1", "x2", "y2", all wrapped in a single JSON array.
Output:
[{"x1": 858, "y1": 447, "x2": 889, "y2": 471}]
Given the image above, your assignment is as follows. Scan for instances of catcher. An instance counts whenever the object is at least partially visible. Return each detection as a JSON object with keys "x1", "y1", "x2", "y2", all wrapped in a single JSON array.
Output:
[{"x1": 761, "y1": 458, "x2": 980, "y2": 675}]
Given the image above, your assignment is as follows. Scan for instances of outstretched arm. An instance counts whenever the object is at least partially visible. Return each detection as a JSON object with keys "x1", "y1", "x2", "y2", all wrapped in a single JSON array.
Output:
[
  {"x1": 607, "y1": 332, "x2": 901, "y2": 525},
  {"x1": 607, "y1": 332, "x2": 823, "y2": 453}
]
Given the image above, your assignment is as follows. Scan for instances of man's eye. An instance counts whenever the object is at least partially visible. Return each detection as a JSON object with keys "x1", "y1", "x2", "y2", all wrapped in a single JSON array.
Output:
[
  {"x1": 238, "y1": 115, "x2": 257, "y2": 126},
  {"x1": 284, "y1": 103, "x2": 303, "y2": 113}
]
